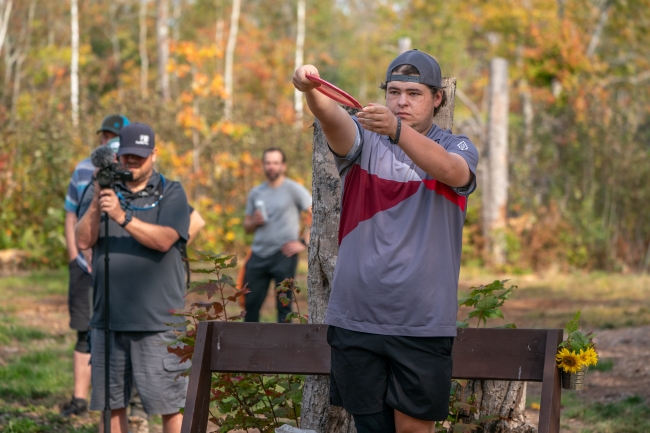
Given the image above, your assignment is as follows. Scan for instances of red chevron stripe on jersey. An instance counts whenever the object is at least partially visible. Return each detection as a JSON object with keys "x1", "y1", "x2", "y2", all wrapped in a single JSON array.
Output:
[
  {"x1": 338, "y1": 164, "x2": 466, "y2": 245},
  {"x1": 421, "y1": 179, "x2": 467, "y2": 211}
]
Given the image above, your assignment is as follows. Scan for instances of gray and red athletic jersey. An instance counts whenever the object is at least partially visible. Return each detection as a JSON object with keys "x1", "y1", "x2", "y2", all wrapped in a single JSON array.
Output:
[{"x1": 325, "y1": 118, "x2": 479, "y2": 337}]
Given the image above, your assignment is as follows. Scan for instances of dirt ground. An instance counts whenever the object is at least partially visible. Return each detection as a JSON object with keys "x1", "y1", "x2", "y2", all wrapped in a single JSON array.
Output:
[{"x1": 3, "y1": 272, "x2": 650, "y2": 432}]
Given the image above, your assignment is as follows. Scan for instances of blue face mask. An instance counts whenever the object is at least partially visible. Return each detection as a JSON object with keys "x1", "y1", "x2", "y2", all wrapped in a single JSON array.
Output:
[{"x1": 107, "y1": 137, "x2": 120, "y2": 154}]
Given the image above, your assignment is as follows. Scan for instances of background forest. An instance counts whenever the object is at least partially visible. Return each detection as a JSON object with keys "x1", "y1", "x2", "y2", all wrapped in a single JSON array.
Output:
[{"x1": 0, "y1": 0, "x2": 649, "y2": 273}]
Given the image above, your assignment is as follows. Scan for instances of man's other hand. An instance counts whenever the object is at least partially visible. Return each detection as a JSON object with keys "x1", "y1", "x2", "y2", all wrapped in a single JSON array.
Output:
[
  {"x1": 281, "y1": 240, "x2": 306, "y2": 257},
  {"x1": 98, "y1": 189, "x2": 126, "y2": 224},
  {"x1": 252, "y1": 210, "x2": 265, "y2": 227},
  {"x1": 292, "y1": 65, "x2": 321, "y2": 93},
  {"x1": 356, "y1": 103, "x2": 400, "y2": 137}
]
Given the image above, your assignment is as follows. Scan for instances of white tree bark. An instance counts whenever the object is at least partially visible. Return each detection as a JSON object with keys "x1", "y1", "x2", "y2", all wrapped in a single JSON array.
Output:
[
  {"x1": 223, "y1": 0, "x2": 241, "y2": 120},
  {"x1": 70, "y1": 0, "x2": 79, "y2": 128},
  {"x1": 0, "y1": 0, "x2": 13, "y2": 55},
  {"x1": 157, "y1": 0, "x2": 170, "y2": 101},
  {"x1": 139, "y1": 0, "x2": 149, "y2": 100},
  {"x1": 482, "y1": 57, "x2": 509, "y2": 266},
  {"x1": 293, "y1": 0, "x2": 305, "y2": 128}
]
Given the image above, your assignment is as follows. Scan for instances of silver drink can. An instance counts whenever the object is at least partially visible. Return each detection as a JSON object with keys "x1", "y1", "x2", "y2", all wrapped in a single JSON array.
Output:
[{"x1": 254, "y1": 199, "x2": 268, "y2": 221}]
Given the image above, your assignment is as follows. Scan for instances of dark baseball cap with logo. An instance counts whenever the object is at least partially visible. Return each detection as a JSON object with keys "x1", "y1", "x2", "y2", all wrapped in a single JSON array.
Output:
[
  {"x1": 96, "y1": 114, "x2": 130, "y2": 135},
  {"x1": 117, "y1": 123, "x2": 155, "y2": 158},
  {"x1": 385, "y1": 49, "x2": 443, "y2": 88}
]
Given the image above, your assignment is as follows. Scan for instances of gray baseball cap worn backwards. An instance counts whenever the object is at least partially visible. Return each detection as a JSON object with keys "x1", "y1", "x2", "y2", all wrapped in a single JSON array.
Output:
[{"x1": 385, "y1": 49, "x2": 443, "y2": 88}]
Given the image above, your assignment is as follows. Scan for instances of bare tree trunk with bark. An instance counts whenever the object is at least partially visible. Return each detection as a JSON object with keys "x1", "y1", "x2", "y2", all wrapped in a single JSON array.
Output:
[
  {"x1": 482, "y1": 57, "x2": 509, "y2": 266},
  {"x1": 223, "y1": 0, "x2": 241, "y2": 120},
  {"x1": 157, "y1": 0, "x2": 170, "y2": 101},
  {"x1": 458, "y1": 380, "x2": 536, "y2": 433}
]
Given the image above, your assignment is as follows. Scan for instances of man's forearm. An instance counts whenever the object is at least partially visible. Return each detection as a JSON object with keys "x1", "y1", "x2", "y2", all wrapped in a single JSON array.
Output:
[
  {"x1": 65, "y1": 212, "x2": 79, "y2": 262},
  {"x1": 305, "y1": 90, "x2": 358, "y2": 157},
  {"x1": 76, "y1": 202, "x2": 101, "y2": 250},
  {"x1": 121, "y1": 218, "x2": 180, "y2": 252},
  {"x1": 397, "y1": 123, "x2": 471, "y2": 188}
]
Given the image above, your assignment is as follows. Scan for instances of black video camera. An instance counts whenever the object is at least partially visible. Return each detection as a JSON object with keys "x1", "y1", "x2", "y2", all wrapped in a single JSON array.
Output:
[{"x1": 96, "y1": 163, "x2": 134, "y2": 189}]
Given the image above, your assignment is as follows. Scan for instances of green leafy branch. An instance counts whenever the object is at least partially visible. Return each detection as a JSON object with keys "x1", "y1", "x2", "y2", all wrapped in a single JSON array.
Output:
[{"x1": 457, "y1": 280, "x2": 516, "y2": 329}]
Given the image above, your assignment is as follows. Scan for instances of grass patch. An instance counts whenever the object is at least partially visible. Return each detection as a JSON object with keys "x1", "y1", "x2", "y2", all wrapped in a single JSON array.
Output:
[
  {"x1": 0, "y1": 347, "x2": 72, "y2": 403},
  {"x1": 0, "y1": 270, "x2": 68, "y2": 301},
  {"x1": 591, "y1": 358, "x2": 615, "y2": 372},
  {"x1": 562, "y1": 394, "x2": 650, "y2": 433},
  {"x1": 458, "y1": 268, "x2": 650, "y2": 330},
  {"x1": 0, "y1": 402, "x2": 97, "y2": 433},
  {"x1": 0, "y1": 317, "x2": 48, "y2": 345}
]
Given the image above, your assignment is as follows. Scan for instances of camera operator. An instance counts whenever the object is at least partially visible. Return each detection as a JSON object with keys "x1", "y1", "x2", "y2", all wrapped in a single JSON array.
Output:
[
  {"x1": 76, "y1": 123, "x2": 190, "y2": 433},
  {"x1": 62, "y1": 114, "x2": 129, "y2": 417}
]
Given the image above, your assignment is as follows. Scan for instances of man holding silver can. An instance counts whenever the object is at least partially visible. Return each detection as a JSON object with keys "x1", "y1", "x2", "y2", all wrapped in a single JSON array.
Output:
[{"x1": 242, "y1": 148, "x2": 312, "y2": 322}]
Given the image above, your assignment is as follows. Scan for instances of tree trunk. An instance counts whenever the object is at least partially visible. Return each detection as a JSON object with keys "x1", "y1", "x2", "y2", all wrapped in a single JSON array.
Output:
[
  {"x1": 301, "y1": 117, "x2": 355, "y2": 433},
  {"x1": 482, "y1": 57, "x2": 509, "y2": 266},
  {"x1": 223, "y1": 0, "x2": 241, "y2": 120},
  {"x1": 70, "y1": 0, "x2": 79, "y2": 129},
  {"x1": 293, "y1": 0, "x2": 305, "y2": 128},
  {"x1": 302, "y1": 79, "x2": 457, "y2": 432},
  {"x1": 109, "y1": 2, "x2": 123, "y2": 103},
  {"x1": 0, "y1": 0, "x2": 13, "y2": 55},
  {"x1": 139, "y1": 0, "x2": 149, "y2": 100},
  {"x1": 156, "y1": 0, "x2": 170, "y2": 101},
  {"x1": 458, "y1": 380, "x2": 536, "y2": 433}
]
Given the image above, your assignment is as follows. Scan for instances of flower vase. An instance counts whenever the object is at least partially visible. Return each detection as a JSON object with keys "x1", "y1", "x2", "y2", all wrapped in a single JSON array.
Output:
[{"x1": 561, "y1": 365, "x2": 588, "y2": 390}]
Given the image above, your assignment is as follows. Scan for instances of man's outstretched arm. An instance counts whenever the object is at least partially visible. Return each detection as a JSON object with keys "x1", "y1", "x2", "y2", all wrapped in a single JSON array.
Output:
[{"x1": 293, "y1": 65, "x2": 358, "y2": 157}]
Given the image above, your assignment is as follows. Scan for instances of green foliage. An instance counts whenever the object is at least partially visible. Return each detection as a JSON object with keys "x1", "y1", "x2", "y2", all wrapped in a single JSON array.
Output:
[
  {"x1": 168, "y1": 250, "x2": 304, "y2": 432},
  {"x1": 457, "y1": 280, "x2": 516, "y2": 329},
  {"x1": 276, "y1": 279, "x2": 308, "y2": 324},
  {"x1": 559, "y1": 310, "x2": 596, "y2": 353}
]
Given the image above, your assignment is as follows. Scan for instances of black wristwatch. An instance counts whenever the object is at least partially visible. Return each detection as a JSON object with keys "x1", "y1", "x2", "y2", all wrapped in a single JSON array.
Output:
[
  {"x1": 389, "y1": 117, "x2": 401, "y2": 144},
  {"x1": 120, "y1": 209, "x2": 133, "y2": 228}
]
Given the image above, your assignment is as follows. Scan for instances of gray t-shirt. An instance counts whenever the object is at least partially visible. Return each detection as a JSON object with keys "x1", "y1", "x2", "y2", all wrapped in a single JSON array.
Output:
[
  {"x1": 245, "y1": 178, "x2": 312, "y2": 257},
  {"x1": 325, "y1": 119, "x2": 479, "y2": 337},
  {"x1": 78, "y1": 172, "x2": 190, "y2": 332}
]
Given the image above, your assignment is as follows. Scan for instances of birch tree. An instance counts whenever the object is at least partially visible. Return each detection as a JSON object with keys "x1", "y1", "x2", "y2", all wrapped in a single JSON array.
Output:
[
  {"x1": 70, "y1": 0, "x2": 79, "y2": 129},
  {"x1": 293, "y1": 0, "x2": 305, "y2": 128},
  {"x1": 157, "y1": 0, "x2": 170, "y2": 101},
  {"x1": 0, "y1": 0, "x2": 13, "y2": 55},
  {"x1": 139, "y1": 0, "x2": 149, "y2": 99},
  {"x1": 482, "y1": 57, "x2": 509, "y2": 266},
  {"x1": 223, "y1": 0, "x2": 241, "y2": 120}
]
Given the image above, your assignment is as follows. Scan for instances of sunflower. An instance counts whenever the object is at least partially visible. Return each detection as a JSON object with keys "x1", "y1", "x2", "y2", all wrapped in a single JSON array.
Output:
[
  {"x1": 556, "y1": 348, "x2": 583, "y2": 373},
  {"x1": 579, "y1": 347, "x2": 599, "y2": 367}
]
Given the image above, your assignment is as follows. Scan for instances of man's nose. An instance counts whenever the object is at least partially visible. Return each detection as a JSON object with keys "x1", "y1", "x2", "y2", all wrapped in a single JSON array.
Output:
[{"x1": 398, "y1": 93, "x2": 408, "y2": 106}]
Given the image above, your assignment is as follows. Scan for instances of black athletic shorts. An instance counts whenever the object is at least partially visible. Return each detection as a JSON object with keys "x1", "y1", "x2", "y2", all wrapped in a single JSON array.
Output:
[
  {"x1": 327, "y1": 326, "x2": 453, "y2": 421},
  {"x1": 68, "y1": 260, "x2": 92, "y2": 331}
]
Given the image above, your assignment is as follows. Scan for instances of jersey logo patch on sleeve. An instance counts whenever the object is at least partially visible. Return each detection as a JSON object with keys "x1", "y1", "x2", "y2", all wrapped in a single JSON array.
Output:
[{"x1": 456, "y1": 141, "x2": 468, "y2": 151}]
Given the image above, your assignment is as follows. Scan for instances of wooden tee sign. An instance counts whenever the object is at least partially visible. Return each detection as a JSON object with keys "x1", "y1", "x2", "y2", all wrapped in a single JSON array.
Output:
[{"x1": 181, "y1": 323, "x2": 562, "y2": 433}]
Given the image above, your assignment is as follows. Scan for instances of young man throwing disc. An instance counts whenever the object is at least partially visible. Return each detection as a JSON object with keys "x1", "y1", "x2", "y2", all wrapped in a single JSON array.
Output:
[{"x1": 292, "y1": 50, "x2": 479, "y2": 433}]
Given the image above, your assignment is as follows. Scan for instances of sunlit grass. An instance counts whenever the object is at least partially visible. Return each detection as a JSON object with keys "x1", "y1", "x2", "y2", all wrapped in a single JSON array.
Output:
[{"x1": 458, "y1": 267, "x2": 650, "y2": 330}]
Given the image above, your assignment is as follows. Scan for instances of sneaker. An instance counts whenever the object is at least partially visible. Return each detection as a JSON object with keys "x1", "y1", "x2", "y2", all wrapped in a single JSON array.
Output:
[{"x1": 60, "y1": 396, "x2": 88, "y2": 417}]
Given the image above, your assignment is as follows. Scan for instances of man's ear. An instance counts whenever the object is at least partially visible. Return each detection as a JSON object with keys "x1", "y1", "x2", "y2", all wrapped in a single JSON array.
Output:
[
  {"x1": 433, "y1": 89, "x2": 443, "y2": 108},
  {"x1": 151, "y1": 148, "x2": 157, "y2": 163}
]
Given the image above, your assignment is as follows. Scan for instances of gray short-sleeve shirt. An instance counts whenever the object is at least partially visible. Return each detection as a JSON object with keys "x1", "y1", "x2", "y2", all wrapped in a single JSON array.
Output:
[
  {"x1": 325, "y1": 119, "x2": 479, "y2": 337},
  {"x1": 245, "y1": 178, "x2": 312, "y2": 257},
  {"x1": 78, "y1": 172, "x2": 190, "y2": 332}
]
